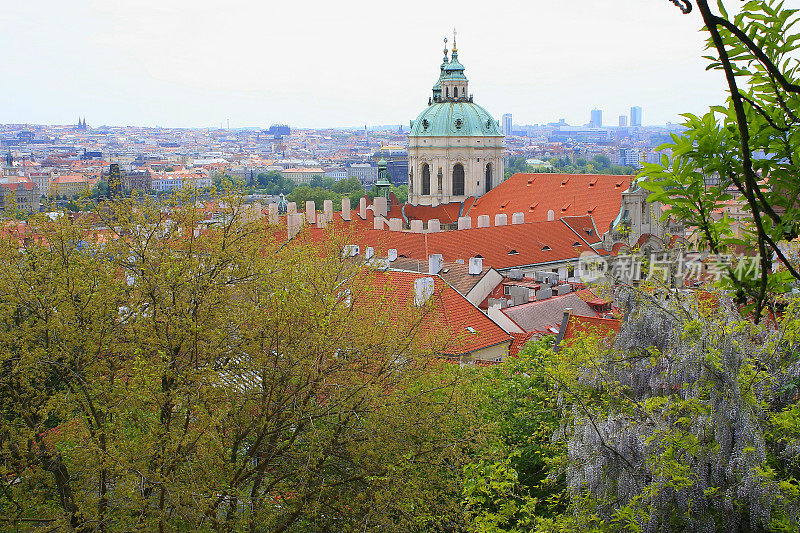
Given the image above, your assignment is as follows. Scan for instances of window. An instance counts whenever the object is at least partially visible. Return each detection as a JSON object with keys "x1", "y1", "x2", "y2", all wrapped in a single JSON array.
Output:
[
  {"x1": 485, "y1": 163, "x2": 492, "y2": 193},
  {"x1": 452, "y1": 163, "x2": 465, "y2": 196},
  {"x1": 454, "y1": 87, "x2": 459, "y2": 98},
  {"x1": 422, "y1": 163, "x2": 430, "y2": 195}
]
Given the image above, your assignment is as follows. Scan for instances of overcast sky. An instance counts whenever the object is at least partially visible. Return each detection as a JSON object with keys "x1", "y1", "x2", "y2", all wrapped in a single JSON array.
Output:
[{"x1": 2, "y1": 0, "x2": 787, "y2": 129}]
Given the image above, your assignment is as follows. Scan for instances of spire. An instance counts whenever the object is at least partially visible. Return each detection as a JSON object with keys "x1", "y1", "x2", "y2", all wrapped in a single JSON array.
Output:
[{"x1": 452, "y1": 28, "x2": 458, "y2": 58}]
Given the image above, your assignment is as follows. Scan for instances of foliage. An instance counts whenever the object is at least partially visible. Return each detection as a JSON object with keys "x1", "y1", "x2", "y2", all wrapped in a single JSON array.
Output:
[
  {"x1": 256, "y1": 171, "x2": 296, "y2": 195},
  {"x1": 641, "y1": 0, "x2": 800, "y2": 319},
  {"x1": 543, "y1": 285, "x2": 800, "y2": 532},
  {"x1": 549, "y1": 155, "x2": 637, "y2": 176},
  {"x1": 0, "y1": 189, "x2": 482, "y2": 531}
]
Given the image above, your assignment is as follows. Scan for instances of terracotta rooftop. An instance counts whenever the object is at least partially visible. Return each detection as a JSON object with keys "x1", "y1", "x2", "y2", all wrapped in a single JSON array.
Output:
[
  {"x1": 466, "y1": 173, "x2": 631, "y2": 233},
  {"x1": 501, "y1": 290, "x2": 602, "y2": 334},
  {"x1": 364, "y1": 270, "x2": 512, "y2": 357}
]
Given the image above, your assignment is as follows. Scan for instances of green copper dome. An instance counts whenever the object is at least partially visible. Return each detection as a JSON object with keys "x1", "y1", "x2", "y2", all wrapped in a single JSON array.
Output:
[{"x1": 410, "y1": 101, "x2": 502, "y2": 137}]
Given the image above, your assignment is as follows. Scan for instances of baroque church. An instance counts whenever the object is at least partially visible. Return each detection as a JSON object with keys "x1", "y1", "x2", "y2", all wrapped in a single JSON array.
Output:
[{"x1": 407, "y1": 37, "x2": 505, "y2": 206}]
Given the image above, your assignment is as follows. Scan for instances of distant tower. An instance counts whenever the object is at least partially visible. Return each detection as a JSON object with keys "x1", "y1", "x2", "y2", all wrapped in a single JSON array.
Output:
[
  {"x1": 502, "y1": 114, "x2": 513, "y2": 135},
  {"x1": 630, "y1": 106, "x2": 642, "y2": 127},
  {"x1": 619, "y1": 115, "x2": 628, "y2": 127},
  {"x1": 375, "y1": 159, "x2": 393, "y2": 199},
  {"x1": 590, "y1": 109, "x2": 602, "y2": 128},
  {"x1": 108, "y1": 163, "x2": 122, "y2": 198}
]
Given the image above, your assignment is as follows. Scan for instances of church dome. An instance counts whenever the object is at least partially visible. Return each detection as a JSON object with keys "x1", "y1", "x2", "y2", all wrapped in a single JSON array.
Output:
[{"x1": 410, "y1": 101, "x2": 502, "y2": 137}]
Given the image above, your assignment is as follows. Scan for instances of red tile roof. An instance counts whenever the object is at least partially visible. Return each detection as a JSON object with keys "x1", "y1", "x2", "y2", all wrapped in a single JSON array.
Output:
[
  {"x1": 508, "y1": 331, "x2": 537, "y2": 357},
  {"x1": 299, "y1": 218, "x2": 599, "y2": 270},
  {"x1": 363, "y1": 270, "x2": 511, "y2": 357},
  {"x1": 466, "y1": 173, "x2": 631, "y2": 233},
  {"x1": 559, "y1": 314, "x2": 621, "y2": 344}
]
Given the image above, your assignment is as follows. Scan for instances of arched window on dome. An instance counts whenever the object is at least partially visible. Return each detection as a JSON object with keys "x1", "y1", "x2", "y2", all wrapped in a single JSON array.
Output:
[
  {"x1": 422, "y1": 163, "x2": 430, "y2": 195},
  {"x1": 485, "y1": 163, "x2": 492, "y2": 194},
  {"x1": 445, "y1": 87, "x2": 449, "y2": 99},
  {"x1": 453, "y1": 163, "x2": 465, "y2": 196}
]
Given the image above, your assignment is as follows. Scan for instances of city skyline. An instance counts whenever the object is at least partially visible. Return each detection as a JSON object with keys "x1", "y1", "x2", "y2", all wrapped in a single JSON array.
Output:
[{"x1": 3, "y1": 0, "x2": 755, "y2": 129}]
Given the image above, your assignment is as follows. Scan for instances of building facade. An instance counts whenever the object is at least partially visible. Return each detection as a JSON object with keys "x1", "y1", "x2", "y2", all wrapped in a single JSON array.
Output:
[
  {"x1": 502, "y1": 114, "x2": 513, "y2": 136},
  {"x1": 631, "y1": 106, "x2": 642, "y2": 127},
  {"x1": 407, "y1": 38, "x2": 505, "y2": 206}
]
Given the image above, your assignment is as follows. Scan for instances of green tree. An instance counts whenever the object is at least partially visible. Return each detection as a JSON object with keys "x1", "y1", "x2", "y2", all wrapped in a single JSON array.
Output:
[
  {"x1": 0, "y1": 191, "x2": 480, "y2": 531},
  {"x1": 641, "y1": 0, "x2": 800, "y2": 318}
]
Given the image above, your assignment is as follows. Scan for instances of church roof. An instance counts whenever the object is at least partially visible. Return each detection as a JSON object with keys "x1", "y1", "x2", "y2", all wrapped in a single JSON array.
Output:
[{"x1": 410, "y1": 101, "x2": 502, "y2": 137}]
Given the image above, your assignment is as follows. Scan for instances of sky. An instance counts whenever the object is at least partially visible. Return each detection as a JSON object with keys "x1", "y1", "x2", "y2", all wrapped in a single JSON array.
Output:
[{"x1": 2, "y1": 0, "x2": 788, "y2": 129}]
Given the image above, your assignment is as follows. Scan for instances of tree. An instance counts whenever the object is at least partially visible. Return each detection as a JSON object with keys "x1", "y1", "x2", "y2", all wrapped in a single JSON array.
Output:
[
  {"x1": 641, "y1": 0, "x2": 800, "y2": 318},
  {"x1": 0, "y1": 191, "x2": 483, "y2": 531},
  {"x1": 538, "y1": 285, "x2": 800, "y2": 531}
]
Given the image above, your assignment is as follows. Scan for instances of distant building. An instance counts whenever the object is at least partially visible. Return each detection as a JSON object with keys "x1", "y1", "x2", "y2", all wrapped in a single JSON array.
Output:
[
  {"x1": 618, "y1": 115, "x2": 628, "y2": 127},
  {"x1": 267, "y1": 124, "x2": 291, "y2": 137},
  {"x1": 590, "y1": 109, "x2": 602, "y2": 128},
  {"x1": 29, "y1": 171, "x2": 52, "y2": 197},
  {"x1": 347, "y1": 163, "x2": 377, "y2": 185},
  {"x1": 324, "y1": 167, "x2": 348, "y2": 181},
  {"x1": 502, "y1": 114, "x2": 513, "y2": 136},
  {"x1": 631, "y1": 106, "x2": 642, "y2": 127},
  {"x1": 122, "y1": 169, "x2": 152, "y2": 192},
  {"x1": 281, "y1": 168, "x2": 325, "y2": 185},
  {"x1": 0, "y1": 181, "x2": 40, "y2": 212},
  {"x1": 619, "y1": 148, "x2": 642, "y2": 167},
  {"x1": 51, "y1": 174, "x2": 90, "y2": 197}
]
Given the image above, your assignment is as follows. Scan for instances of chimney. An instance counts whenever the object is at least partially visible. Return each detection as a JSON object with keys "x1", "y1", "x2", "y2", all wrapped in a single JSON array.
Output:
[
  {"x1": 428, "y1": 219, "x2": 441, "y2": 232},
  {"x1": 468, "y1": 257, "x2": 483, "y2": 275},
  {"x1": 287, "y1": 202, "x2": 297, "y2": 215},
  {"x1": 387, "y1": 249, "x2": 398, "y2": 262},
  {"x1": 341, "y1": 198, "x2": 351, "y2": 220},
  {"x1": 373, "y1": 217, "x2": 385, "y2": 230},
  {"x1": 410, "y1": 220, "x2": 424, "y2": 233},
  {"x1": 364, "y1": 246, "x2": 374, "y2": 260},
  {"x1": 305, "y1": 201, "x2": 316, "y2": 224},
  {"x1": 457, "y1": 216, "x2": 472, "y2": 230},
  {"x1": 495, "y1": 213, "x2": 507, "y2": 226},
  {"x1": 413, "y1": 277, "x2": 435, "y2": 306},
  {"x1": 428, "y1": 254, "x2": 443, "y2": 275},
  {"x1": 477, "y1": 215, "x2": 490, "y2": 228},
  {"x1": 389, "y1": 217, "x2": 403, "y2": 231},
  {"x1": 373, "y1": 196, "x2": 388, "y2": 218},
  {"x1": 287, "y1": 213, "x2": 302, "y2": 239},
  {"x1": 316, "y1": 213, "x2": 327, "y2": 228},
  {"x1": 512, "y1": 212, "x2": 525, "y2": 224},
  {"x1": 359, "y1": 197, "x2": 367, "y2": 219},
  {"x1": 268, "y1": 202, "x2": 278, "y2": 225},
  {"x1": 323, "y1": 199, "x2": 333, "y2": 222}
]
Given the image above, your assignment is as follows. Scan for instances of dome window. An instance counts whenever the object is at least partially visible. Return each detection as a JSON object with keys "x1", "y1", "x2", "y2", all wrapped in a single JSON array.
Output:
[
  {"x1": 422, "y1": 119, "x2": 429, "y2": 130},
  {"x1": 455, "y1": 118, "x2": 463, "y2": 130}
]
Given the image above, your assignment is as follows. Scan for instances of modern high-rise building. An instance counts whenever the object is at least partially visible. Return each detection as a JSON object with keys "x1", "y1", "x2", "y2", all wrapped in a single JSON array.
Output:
[
  {"x1": 502, "y1": 114, "x2": 513, "y2": 136},
  {"x1": 618, "y1": 115, "x2": 628, "y2": 127},
  {"x1": 630, "y1": 106, "x2": 642, "y2": 127},
  {"x1": 590, "y1": 109, "x2": 602, "y2": 128}
]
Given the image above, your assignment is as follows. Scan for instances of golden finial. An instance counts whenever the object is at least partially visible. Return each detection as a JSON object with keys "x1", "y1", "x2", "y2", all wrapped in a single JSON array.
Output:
[{"x1": 453, "y1": 28, "x2": 457, "y2": 53}]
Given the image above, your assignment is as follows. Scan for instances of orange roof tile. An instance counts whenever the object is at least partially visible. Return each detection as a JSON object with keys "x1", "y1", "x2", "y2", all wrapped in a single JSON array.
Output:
[{"x1": 467, "y1": 173, "x2": 631, "y2": 233}]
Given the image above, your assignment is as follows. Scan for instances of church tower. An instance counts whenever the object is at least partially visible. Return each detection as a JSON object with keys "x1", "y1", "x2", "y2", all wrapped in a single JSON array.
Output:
[{"x1": 408, "y1": 33, "x2": 505, "y2": 206}]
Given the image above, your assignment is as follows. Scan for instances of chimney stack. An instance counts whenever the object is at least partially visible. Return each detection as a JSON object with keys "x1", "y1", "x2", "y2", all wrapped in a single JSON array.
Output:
[
  {"x1": 468, "y1": 257, "x2": 483, "y2": 275},
  {"x1": 428, "y1": 254, "x2": 443, "y2": 275}
]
